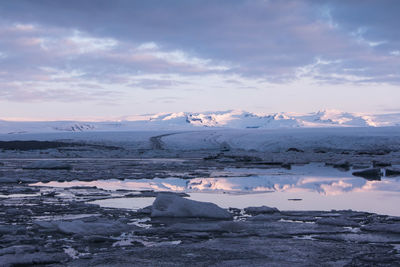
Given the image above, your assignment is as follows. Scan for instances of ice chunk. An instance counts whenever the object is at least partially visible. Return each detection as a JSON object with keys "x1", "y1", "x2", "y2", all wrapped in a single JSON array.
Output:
[
  {"x1": 34, "y1": 218, "x2": 135, "y2": 236},
  {"x1": 151, "y1": 193, "x2": 232, "y2": 219}
]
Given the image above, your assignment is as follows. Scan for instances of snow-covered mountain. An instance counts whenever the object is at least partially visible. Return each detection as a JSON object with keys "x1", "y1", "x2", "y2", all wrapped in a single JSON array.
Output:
[{"x1": 1, "y1": 110, "x2": 400, "y2": 134}]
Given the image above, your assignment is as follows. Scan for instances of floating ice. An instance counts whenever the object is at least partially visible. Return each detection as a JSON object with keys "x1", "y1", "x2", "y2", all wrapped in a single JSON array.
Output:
[{"x1": 151, "y1": 193, "x2": 232, "y2": 219}]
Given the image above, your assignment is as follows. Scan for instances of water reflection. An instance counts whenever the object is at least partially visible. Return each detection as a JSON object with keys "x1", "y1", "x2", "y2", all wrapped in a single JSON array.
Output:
[{"x1": 31, "y1": 163, "x2": 400, "y2": 216}]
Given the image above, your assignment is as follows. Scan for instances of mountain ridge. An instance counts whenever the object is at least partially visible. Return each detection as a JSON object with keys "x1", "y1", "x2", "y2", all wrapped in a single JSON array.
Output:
[{"x1": 1, "y1": 110, "x2": 400, "y2": 134}]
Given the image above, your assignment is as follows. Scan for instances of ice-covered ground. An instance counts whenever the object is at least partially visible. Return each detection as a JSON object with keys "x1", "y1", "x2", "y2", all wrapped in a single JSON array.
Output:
[
  {"x1": 1, "y1": 126, "x2": 400, "y2": 265},
  {"x1": 1, "y1": 110, "x2": 400, "y2": 134},
  {"x1": 1, "y1": 127, "x2": 400, "y2": 160}
]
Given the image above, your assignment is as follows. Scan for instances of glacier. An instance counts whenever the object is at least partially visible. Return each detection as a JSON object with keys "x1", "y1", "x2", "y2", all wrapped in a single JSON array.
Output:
[{"x1": 1, "y1": 109, "x2": 400, "y2": 134}]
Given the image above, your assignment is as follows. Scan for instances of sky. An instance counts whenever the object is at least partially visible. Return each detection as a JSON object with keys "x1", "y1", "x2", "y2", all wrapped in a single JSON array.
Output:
[{"x1": 0, "y1": 0, "x2": 399, "y2": 120}]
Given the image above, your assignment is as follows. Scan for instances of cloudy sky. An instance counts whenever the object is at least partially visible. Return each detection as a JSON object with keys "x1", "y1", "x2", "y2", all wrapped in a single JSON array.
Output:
[{"x1": 0, "y1": 0, "x2": 399, "y2": 120}]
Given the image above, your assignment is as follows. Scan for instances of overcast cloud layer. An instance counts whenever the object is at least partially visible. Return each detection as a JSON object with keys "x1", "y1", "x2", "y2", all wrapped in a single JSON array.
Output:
[{"x1": 0, "y1": 0, "x2": 399, "y2": 119}]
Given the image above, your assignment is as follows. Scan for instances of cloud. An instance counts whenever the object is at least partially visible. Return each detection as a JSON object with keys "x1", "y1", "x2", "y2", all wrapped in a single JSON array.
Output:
[
  {"x1": 128, "y1": 78, "x2": 190, "y2": 90},
  {"x1": 0, "y1": 81, "x2": 120, "y2": 102},
  {"x1": 150, "y1": 96, "x2": 182, "y2": 104},
  {"x1": 0, "y1": 0, "x2": 400, "y2": 106}
]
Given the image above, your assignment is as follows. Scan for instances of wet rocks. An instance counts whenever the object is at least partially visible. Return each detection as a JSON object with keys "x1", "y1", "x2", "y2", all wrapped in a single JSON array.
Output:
[
  {"x1": 1, "y1": 180, "x2": 400, "y2": 266},
  {"x1": 244, "y1": 206, "x2": 279, "y2": 215},
  {"x1": 352, "y1": 168, "x2": 382, "y2": 180}
]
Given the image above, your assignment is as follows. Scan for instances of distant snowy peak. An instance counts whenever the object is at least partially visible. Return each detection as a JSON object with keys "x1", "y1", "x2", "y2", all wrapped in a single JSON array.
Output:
[
  {"x1": 147, "y1": 110, "x2": 400, "y2": 128},
  {"x1": 296, "y1": 110, "x2": 374, "y2": 127},
  {"x1": 1, "y1": 110, "x2": 400, "y2": 134},
  {"x1": 148, "y1": 110, "x2": 302, "y2": 128}
]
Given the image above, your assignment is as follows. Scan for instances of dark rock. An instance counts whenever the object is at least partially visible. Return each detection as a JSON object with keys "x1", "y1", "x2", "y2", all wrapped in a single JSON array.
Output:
[
  {"x1": 83, "y1": 235, "x2": 116, "y2": 243},
  {"x1": 357, "y1": 150, "x2": 391, "y2": 155},
  {"x1": 223, "y1": 155, "x2": 262, "y2": 162},
  {"x1": 316, "y1": 217, "x2": 359, "y2": 227},
  {"x1": 41, "y1": 191, "x2": 57, "y2": 197},
  {"x1": 352, "y1": 164, "x2": 370, "y2": 170},
  {"x1": 332, "y1": 160, "x2": 351, "y2": 171},
  {"x1": 372, "y1": 161, "x2": 391, "y2": 168},
  {"x1": 203, "y1": 153, "x2": 223, "y2": 160},
  {"x1": 220, "y1": 142, "x2": 231, "y2": 152},
  {"x1": 255, "y1": 161, "x2": 283, "y2": 166},
  {"x1": 385, "y1": 168, "x2": 400, "y2": 177},
  {"x1": 70, "y1": 186, "x2": 98, "y2": 190},
  {"x1": 23, "y1": 161, "x2": 72, "y2": 170},
  {"x1": 0, "y1": 245, "x2": 37, "y2": 256},
  {"x1": 0, "y1": 140, "x2": 81, "y2": 150},
  {"x1": 248, "y1": 214, "x2": 282, "y2": 221},
  {"x1": 352, "y1": 168, "x2": 382, "y2": 180},
  {"x1": 228, "y1": 207, "x2": 241, "y2": 214},
  {"x1": 137, "y1": 206, "x2": 152, "y2": 215},
  {"x1": 281, "y1": 163, "x2": 291, "y2": 170},
  {"x1": 286, "y1": 147, "x2": 304, "y2": 153},
  {"x1": 244, "y1": 206, "x2": 279, "y2": 215},
  {"x1": 0, "y1": 252, "x2": 68, "y2": 266},
  {"x1": 361, "y1": 223, "x2": 400, "y2": 234}
]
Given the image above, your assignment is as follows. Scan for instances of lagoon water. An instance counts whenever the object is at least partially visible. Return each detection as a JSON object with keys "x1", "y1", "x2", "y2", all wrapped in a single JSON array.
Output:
[{"x1": 32, "y1": 163, "x2": 400, "y2": 216}]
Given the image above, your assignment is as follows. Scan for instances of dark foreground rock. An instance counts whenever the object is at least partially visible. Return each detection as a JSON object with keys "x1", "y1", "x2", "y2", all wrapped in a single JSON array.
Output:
[
  {"x1": 23, "y1": 161, "x2": 73, "y2": 170},
  {"x1": 0, "y1": 183, "x2": 399, "y2": 266},
  {"x1": 352, "y1": 168, "x2": 382, "y2": 180},
  {"x1": 1, "y1": 155, "x2": 400, "y2": 266},
  {"x1": 386, "y1": 168, "x2": 400, "y2": 177},
  {"x1": 0, "y1": 140, "x2": 79, "y2": 150}
]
